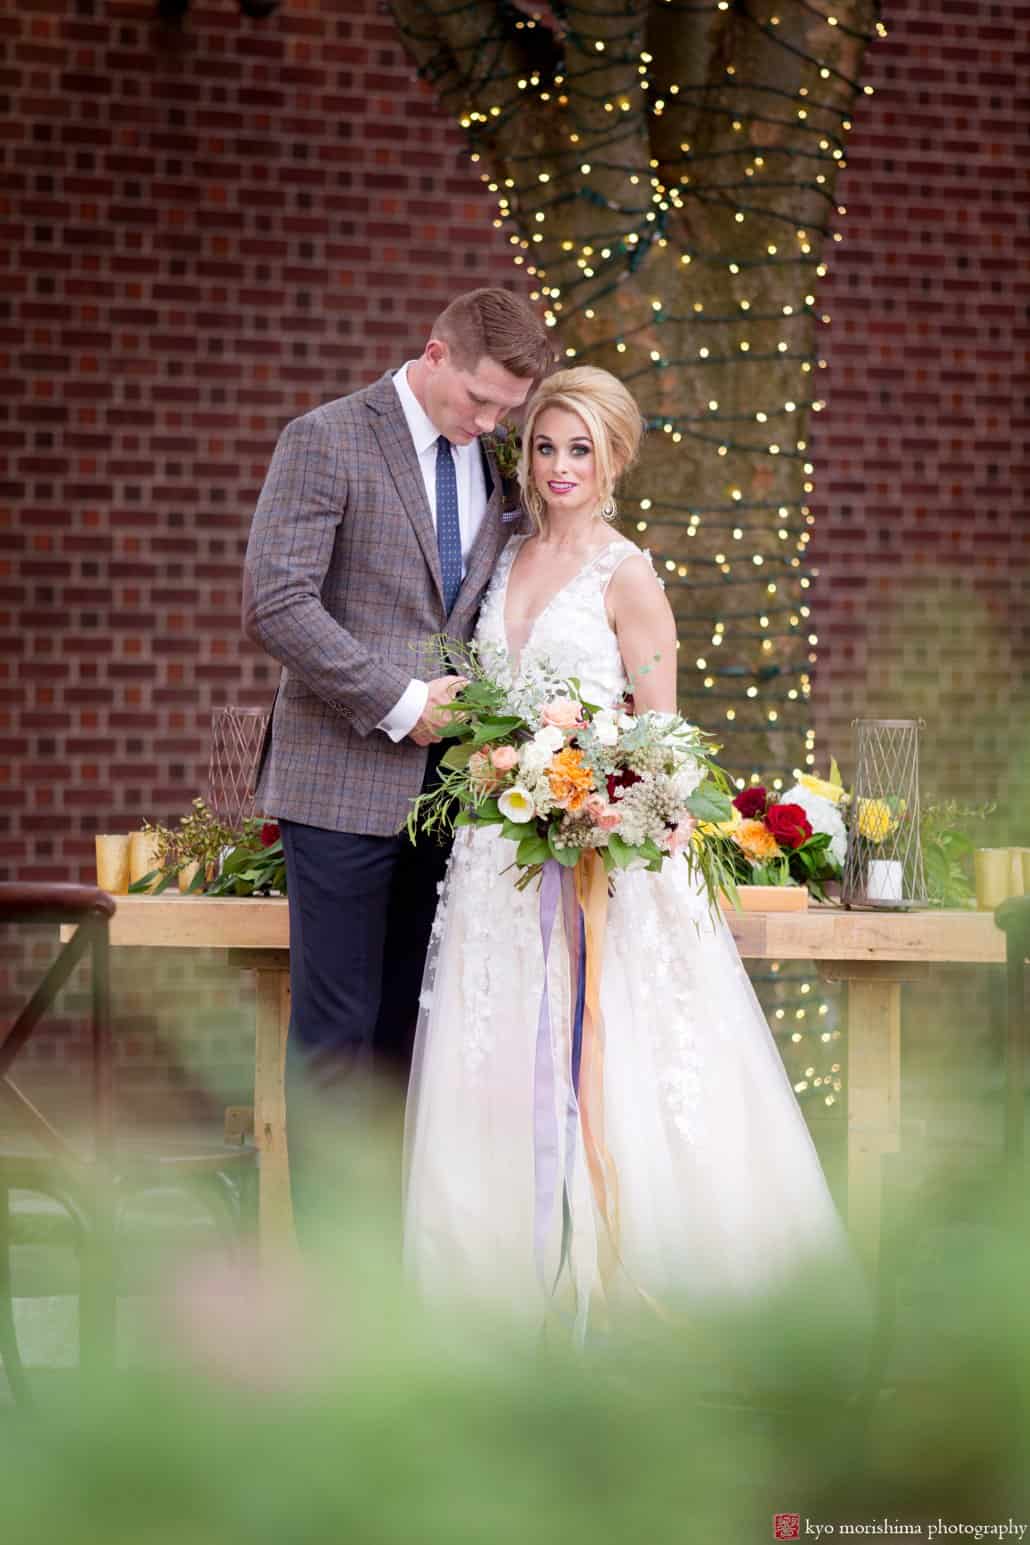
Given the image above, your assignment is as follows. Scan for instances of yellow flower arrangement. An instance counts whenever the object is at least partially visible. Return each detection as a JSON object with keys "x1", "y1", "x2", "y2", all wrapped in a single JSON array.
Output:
[
  {"x1": 545, "y1": 747, "x2": 594, "y2": 813},
  {"x1": 732, "y1": 818, "x2": 783, "y2": 863},
  {"x1": 856, "y1": 798, "x2": 895, "y2": 843}
]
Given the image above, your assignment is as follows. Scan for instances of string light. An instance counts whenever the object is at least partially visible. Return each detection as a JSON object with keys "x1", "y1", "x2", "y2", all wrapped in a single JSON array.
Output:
[{"x1": 391, "y1": 0, "x2": 880, "y2": 1101}]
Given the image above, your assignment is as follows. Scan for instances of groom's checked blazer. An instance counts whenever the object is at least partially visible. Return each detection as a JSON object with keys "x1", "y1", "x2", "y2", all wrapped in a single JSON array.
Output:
[{"x1": 243, "y1": 370, "x2": 516, "y2": 837}]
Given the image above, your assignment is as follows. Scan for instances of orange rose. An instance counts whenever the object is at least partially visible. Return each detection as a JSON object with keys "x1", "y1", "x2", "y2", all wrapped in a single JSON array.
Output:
[
  {"x1": 732, "y1": 818, "x2": 783, "y2": 863},
  {"x1": 545, "y1": 747, "x2": 595, "y2": 812}
]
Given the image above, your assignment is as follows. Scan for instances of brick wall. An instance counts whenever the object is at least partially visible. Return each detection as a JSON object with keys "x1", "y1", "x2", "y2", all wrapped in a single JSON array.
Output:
[
  {"x1": 810, "y1": 0, "x2": 1029, "y2": 823},
  {"x1": 1, "y1": 0, "x2": 524, "y2": 887},
  {"x1": 1, "y1": 0, "x2": 1026, "y2": 1117}
]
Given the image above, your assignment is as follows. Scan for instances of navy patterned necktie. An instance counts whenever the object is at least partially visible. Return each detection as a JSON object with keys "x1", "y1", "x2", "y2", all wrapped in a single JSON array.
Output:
[{"x1": 435, "y1": 434, "x2": 462, "y2": 615}]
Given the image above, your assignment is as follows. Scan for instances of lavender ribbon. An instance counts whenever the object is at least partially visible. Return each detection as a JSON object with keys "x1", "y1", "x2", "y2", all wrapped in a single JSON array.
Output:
[{"x1": 533, "y1": 862, "x2": 589, "y2": 1305}]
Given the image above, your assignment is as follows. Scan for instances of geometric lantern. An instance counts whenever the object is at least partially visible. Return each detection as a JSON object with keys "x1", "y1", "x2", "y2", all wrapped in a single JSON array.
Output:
[
  {"x1": 841, "y1": 718, "x2": 928, "y2": 910},
  {"x1": 205, "y1": 705, "x2": 270, "y2": 831}
]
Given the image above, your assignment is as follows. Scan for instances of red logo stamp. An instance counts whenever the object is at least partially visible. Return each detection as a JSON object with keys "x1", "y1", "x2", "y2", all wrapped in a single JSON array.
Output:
[{"x1": 773, "y1": 1517, "x2": 801, "y2": 1541}]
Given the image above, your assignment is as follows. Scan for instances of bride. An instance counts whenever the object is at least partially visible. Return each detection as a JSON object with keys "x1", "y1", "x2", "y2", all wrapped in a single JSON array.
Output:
[{"x1": 403, "y1": 366, "x2": 858, "y2": 1331}]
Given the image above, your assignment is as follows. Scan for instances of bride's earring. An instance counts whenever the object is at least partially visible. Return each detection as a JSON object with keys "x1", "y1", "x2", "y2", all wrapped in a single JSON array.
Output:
[{"x1": 601, "y1": 495, "x2": 617, "y2": 522}]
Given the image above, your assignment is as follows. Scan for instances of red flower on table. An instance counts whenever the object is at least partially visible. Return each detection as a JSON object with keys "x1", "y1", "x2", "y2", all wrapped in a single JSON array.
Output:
[
  {"x1": 764, "y1": 803, "x2": 812, "y2": 850},
  {"x1": 733, "y1": 785, "x2": 769, "y2": 820},
  {"x1": 260, "y1": 822, "x2": 281, "y2": 847}
]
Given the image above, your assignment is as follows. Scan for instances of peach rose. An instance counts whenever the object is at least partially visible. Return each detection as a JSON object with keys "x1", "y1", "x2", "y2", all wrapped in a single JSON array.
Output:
[
  {"x1": 585, "y1": 793, "x2": 622, "y2": 832},
  {"x1": 540, "y1": 697, "x2": 584, "y2": 732},
  {"x1": 490, "y1": 744, "x2": 519, "y2": 772}
]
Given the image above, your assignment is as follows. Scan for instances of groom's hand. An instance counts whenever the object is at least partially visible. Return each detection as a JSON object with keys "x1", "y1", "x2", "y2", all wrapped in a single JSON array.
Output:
[{"x1": 409, "y1": 675, "x2": 468, "y2": 746}]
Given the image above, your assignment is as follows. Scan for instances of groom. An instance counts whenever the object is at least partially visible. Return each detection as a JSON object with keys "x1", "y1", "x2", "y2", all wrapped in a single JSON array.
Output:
[{"x1": 243, "y1": 288, "x2": 552, "y2": 1229}]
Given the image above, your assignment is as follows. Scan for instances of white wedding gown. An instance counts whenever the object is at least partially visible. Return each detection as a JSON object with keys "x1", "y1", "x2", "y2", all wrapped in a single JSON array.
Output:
[{"x1": 403, "y1": 535, "x2": 858, "y2": 1331}]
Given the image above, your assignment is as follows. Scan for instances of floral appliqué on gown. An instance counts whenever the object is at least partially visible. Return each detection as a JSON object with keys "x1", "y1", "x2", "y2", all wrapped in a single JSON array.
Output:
[{"x1": 403, "y1": 534, "x2": 857, "y2": 1328}]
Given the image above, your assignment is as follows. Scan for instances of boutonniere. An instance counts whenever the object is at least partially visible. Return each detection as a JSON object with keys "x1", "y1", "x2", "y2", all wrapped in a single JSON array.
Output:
[
  {"x1": 484, "y1": 422, "x2": 521, "y2": 481},
  {"x1": 484, "y1": 423, "x2": 524, "y2": 520}
]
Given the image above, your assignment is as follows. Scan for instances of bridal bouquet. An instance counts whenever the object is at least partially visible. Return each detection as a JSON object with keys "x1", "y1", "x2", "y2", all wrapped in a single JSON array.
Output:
[{"x1": 407, "y1": 644, "x2": 736, "y2": 909}]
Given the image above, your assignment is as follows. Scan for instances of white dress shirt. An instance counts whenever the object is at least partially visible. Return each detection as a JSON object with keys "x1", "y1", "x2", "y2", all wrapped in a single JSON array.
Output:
[{"x1": 376, "y1": 363, "x2": 489, "y2": 742}]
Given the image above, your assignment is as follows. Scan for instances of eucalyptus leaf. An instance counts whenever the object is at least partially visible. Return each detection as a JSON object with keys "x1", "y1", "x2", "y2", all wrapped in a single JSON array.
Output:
[
  {"x1": 440, "y1": 742, "x2": 476, "y2": 772},
  {"x1": 685, "y1": 784, "x2": 733, "y2": 823}
]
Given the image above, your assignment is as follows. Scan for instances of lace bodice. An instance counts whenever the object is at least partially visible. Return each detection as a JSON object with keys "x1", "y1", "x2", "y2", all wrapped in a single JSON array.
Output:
[{"x1": 474, "y1": 534, "x2": 657, "y2": 709}]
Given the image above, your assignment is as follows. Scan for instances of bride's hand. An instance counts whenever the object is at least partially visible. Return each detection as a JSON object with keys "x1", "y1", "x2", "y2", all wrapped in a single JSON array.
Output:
[{"x1": 409, "y1": 675, "x2": 468, "y2": 745}]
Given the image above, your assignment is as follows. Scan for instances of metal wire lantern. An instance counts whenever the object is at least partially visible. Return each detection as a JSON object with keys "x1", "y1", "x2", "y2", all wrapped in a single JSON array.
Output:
[
  {"x1": 206, "y1": 706, "x2": 270, "y2": 831},
  {"x1": 842, "y1": 718, "x2": 928, "y2": 910}
]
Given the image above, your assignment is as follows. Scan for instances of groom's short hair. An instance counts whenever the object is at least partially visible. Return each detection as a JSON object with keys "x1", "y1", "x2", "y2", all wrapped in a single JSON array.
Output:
[{"x1": 432, "y1": 289, "x2": 554, "y2": 383}]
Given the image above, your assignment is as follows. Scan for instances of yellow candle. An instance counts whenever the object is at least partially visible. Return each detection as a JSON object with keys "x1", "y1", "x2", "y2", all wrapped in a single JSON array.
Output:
[
  {"x1": 94, "y1": 834, "x2": 131, "y2": 895},
  {"x1": 974, "y1": 848, "x2": 1012, "y2": 911},
  {"x1": 128, "y1": 831, "x2": 162, "y2": 893}
]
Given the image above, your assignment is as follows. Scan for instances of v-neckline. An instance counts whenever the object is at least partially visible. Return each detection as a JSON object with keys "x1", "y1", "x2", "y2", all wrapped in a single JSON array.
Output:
[{"x1": 501, "y1": 533, "x2": 624, "y2": 672}]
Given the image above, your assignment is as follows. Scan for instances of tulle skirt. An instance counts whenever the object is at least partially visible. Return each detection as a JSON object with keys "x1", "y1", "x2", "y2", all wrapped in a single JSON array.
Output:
[{"x1": 403, "y1": 826, "x2": 860, "y2": 1329}]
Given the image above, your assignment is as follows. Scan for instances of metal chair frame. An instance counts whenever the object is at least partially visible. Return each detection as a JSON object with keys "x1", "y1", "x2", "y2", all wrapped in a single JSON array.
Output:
[{"x1": 0, "y1": 884, "x2": 255, "y2": 1406}]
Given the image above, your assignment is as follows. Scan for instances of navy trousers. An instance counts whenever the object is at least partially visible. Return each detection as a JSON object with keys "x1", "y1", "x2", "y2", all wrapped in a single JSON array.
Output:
[{"x1": 279, "y1": 751, "x2": 451, "y2": 1236}]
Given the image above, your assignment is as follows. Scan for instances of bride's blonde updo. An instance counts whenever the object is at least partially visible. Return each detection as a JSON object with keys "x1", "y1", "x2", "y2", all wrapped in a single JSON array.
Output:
[{"x1": 517, "y1": 366, "x2": 644, "y2": 532}]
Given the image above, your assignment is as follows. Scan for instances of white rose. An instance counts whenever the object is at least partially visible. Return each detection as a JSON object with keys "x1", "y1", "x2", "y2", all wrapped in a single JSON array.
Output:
[
  {"x1": 498, "y1": 786, "x2": 536, "y2": 824},
  {"x1": 592, "y1": 711, "x2": 619, "y2": 747},
  {"x1": 519, "y1": 742, "x2": 552, "y2": 778},
  {"x1": 532, "y1": 725, "x2": 565, "y2": 754},
  {"x1": 617, "y1": 713, "x2": 637, "y2": 730}
]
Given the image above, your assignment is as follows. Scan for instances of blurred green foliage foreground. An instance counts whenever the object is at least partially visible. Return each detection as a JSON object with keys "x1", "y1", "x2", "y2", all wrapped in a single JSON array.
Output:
[{"x1": 1, "y1": 1103, "x2": 1028, "y2": 1545}]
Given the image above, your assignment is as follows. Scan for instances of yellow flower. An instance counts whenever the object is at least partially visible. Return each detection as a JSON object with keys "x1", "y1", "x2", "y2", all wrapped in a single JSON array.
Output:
[
  {"x1": 733, "y1": 818, "x2": 783, "y2": 862},
  {"x1": 545, "y1": 747, "x2": 594, "y2": 812},
  {"x1": 857, "y1": 798, "x2": 894, "y2": 843},
  {"x1": 798, "y1": 772, "x2": 847, "y2": 806}
]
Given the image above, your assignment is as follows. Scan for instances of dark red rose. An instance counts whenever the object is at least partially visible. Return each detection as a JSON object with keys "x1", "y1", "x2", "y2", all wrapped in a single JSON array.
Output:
[
  {"x1": 733, "y1": 785, "x2": 769, "y2": 820},
  {"x1": 606, "y1": 768, "x2": 642, "y2": 803},
  {"x1": 764, "y1": 802, "x2": 812, "y2": 850},
  {"x1": 260, "y1": 821, "x2": 280, "y2": 847}
]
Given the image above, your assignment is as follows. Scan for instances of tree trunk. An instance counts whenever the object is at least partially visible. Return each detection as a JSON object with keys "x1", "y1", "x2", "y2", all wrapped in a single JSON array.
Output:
[{"x1": 391, "y1": 0, "x2": 877, "y2": 779}]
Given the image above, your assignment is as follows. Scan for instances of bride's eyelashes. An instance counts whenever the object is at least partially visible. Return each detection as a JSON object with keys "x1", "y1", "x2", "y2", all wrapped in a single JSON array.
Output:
[{"x1": 534, "y1": 440, "x2": 592, "y2": 457}]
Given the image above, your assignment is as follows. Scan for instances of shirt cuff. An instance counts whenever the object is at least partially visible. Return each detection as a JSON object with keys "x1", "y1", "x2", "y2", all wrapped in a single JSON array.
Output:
[{"x1": 377, "y1": 678, "x2": 429, "y2": 743}]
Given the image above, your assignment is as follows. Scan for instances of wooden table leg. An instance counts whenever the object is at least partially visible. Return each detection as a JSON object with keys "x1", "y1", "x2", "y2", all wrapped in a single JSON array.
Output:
[
  {"x1": 254, "y1": 965, "x2": 295, "y2": 1258},
  {"x1": 820, "y1": 960, "x2": 929, "y2": 1277},
  {"x1": 844, "y1": 977, "x2": 901, "y2": 1276},
  {"x1": 230, "y1": 950, "x2": 295, "y2": 1259}
]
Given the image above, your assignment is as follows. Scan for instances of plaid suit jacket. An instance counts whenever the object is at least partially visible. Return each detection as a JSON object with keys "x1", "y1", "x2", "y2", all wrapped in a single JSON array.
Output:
[{"x1": 243, "y1": 370, "x2": 520, "y2": 836}]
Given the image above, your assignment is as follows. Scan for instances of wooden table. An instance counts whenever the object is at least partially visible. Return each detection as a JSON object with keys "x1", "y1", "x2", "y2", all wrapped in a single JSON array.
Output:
[{"x1": 74, "y1": 896, "x2": 1006, "y2": 1273}]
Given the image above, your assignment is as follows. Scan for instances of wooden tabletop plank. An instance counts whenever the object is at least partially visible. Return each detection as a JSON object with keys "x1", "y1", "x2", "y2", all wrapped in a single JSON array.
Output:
[{"x1": 64, "y1": 894, "x2": 1006, "y2": 964}]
